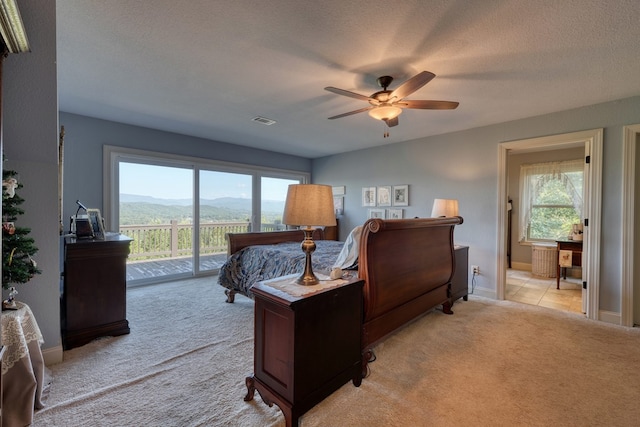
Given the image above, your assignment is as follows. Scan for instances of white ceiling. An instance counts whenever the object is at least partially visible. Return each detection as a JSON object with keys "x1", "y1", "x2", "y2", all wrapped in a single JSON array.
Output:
[{"x1": 56, "y1": 0, "x2": 640, "y2": 159}]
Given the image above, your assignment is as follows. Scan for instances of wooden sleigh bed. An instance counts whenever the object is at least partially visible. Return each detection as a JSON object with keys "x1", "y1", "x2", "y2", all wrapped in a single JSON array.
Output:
[{"x1": 218, "y1": 216, "x2": 463, "y2": 366}]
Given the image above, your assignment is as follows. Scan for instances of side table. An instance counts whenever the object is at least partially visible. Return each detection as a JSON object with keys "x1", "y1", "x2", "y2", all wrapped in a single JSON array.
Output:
[
  {"x1": 1, "y1": 301, "x2": 46, "y2": 427},
  {"x1": 245, "y1": 274, "x2": 363, "y2": 427},
  {"x1": 450, "y1": 245, "x2": 469, "y2": 305},
  {"x1": 555, "y1": 240, "x2": 583, "y2": 289}
]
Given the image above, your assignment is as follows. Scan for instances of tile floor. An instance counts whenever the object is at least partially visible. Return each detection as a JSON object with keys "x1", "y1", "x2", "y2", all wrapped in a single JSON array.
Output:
[{"x1": 506, "y1": 269, "x2": 583, "y2": 314}]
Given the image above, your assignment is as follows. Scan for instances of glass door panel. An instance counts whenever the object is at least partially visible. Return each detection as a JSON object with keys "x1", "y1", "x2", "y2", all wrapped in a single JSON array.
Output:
[
  {"x1": 260, "y1": 177, "x2": 300, "y2": 231},
  {"x1": 119, "y1": 162, "x2": 193, "y2": 284},
  {"x1": 198, "y1": 170, "x2": 253, "y2": 272}
]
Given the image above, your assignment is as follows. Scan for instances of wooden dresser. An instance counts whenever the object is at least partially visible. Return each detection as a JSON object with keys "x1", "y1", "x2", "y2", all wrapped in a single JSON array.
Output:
[
  {"x1": 245, "y1": 274, "x2": 363, "y2": 426},
  {"x1": 61, "y1": 234, "x2": 132, "y2": 350}
]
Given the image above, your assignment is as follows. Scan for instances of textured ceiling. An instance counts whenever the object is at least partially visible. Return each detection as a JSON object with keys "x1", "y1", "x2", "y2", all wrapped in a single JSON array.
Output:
[{"x1": 56, "y1": 0, "x2": 640, "y2": 158}]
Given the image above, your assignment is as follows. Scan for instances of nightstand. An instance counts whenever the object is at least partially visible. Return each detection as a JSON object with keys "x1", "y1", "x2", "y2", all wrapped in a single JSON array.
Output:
[
  {"x1": 450, "y1": 245, "x2": 469, "y2": 304},
  {"x1": 245, "y1": 274, "x2": 363, "y2": 427}
]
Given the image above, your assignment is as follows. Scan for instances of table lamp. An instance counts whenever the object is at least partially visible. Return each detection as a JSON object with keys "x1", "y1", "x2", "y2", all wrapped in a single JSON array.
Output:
[
  {"x1": 282, "y1": 184, "x2": 336, "y2": 285},
  {"x1": 431, "y1": 198, "x2": 459, "y2": 218}
]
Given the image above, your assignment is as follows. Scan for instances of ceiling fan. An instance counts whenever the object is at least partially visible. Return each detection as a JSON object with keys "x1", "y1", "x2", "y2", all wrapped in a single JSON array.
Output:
[{"x1": 325, "y1": 71, "x2": 459, "y2": 135}]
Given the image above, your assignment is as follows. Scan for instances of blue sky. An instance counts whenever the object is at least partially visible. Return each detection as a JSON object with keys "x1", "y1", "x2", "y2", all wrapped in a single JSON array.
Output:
[{"x1": 119, "y1": 163, "x2": 296, "y2": 200}]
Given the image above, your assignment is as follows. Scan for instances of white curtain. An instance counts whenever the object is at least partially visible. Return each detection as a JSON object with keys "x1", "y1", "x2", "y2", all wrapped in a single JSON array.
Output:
[{"x1": 519, "y1": 159, "x2": 583, "y2": 242}]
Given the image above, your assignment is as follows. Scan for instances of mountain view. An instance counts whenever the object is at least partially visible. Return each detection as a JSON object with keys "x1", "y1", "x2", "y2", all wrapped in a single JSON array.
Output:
[{"x1": 119, "y1": 194, "x2": 285, "y2": 225}]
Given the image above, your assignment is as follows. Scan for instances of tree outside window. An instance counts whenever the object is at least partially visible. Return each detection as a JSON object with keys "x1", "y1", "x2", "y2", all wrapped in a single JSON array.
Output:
[{"x1": 519, "y1": 160, "x2": 583, "y2": 242}]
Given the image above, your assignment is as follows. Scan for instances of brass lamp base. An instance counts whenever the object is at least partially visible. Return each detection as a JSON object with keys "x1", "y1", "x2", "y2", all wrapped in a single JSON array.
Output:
[
  {"x1": 295, "y1": 228, "x2": 320, "y2": 286},
  {"x1": 295, "y1": 273, "x2": 320, "y2": 286}
]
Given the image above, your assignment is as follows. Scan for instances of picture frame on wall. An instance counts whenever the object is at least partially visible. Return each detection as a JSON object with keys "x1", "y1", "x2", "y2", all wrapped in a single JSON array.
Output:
[
  {"x1": 368, "y1": 208, "x2": 386, "y2": 219},
  {"x1": 332, "y1": 186, "x2": 345, "y2": 196},
  {"x1": 333, "y1": 196, "x2": 344, "y2": 215},
  {"x1": 392, "y1": 185, "x2": 409, "y2": 206},
  {"x1": 388, "y1": 208, "x2": 404, "y2": 219},
  {"x1": 377, "y1": 186, "x2": 392, "y2": 206},
  {"x1": 362, "y1": 187, "x2": 376, "y2": 207}
]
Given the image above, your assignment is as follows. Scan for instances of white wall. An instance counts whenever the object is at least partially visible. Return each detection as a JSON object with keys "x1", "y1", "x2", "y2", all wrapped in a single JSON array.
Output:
[{"x1": 313, "y1": 96, "x2": 640, "y2": 315}]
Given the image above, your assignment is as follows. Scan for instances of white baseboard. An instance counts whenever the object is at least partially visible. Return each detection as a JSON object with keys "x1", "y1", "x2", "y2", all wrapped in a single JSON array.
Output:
[
  {"x1": 42, "y1": 345, "x2": 64, "y2": 366},
  {"x1": 598, "y1": 310, "x2": 622, "y2": 326},
  {"x1": 470, "y1": 287, "x2": 496, "y2": 300}
]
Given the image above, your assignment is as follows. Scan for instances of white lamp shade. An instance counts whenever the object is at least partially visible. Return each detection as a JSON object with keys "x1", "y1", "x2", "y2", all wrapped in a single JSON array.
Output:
[
  {"x1": 431, "y1": 199, "x2": 459, "y2": 218},
  {"x1": 282, "y1": 184, "x2": 336, "y2": 227}
]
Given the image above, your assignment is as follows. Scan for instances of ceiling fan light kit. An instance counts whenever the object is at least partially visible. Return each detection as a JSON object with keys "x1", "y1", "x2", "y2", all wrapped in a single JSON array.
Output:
[
  {"x1": 325, "y1": 71, "x2": 458, "y2": 136},
  {"x1": 368, "y1": 104, "x2": 402, "y2": 121}
]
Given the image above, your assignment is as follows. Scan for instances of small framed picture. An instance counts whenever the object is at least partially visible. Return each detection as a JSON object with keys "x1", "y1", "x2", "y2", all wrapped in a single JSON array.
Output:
[
  {"x1": 392, "y1": 185, "x2": 409, "y2": 206},
  {"x1": 388, "y1": 208, "x2": 404, "y2": 219},
  {"x1": 332, "y1": 186, "x2": 345, "y2": 196},
  {"x1": 368, "y1": 208, "x2": 386, "y2": 219},
  {"x1": 377, "y1": 186, "x2": 392, "y2": 207},
  {"x1": 87, "y1": 208, "x2": 105, "y2": 239},
  {"x1": 362, "y1": 187, "x2": 376, "y2": 207},
  {"x1": 333, "y1": 196, "x2": 344, "y2": 215}
]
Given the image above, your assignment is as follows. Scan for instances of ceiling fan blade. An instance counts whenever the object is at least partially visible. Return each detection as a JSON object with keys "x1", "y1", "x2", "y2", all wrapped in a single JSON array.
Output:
[
  {"x1": 384, "y1": 117, "x2": 399, "y2": 127},
  {"x1": 328, "y1": 106, "x2": 374, "y2": 120},
  {"x1": 389, "y1": 71, "x2": 436, "y2": 101},
  {"x1": 398, "y1": 100, "x2": 459, "y2": 110},
  {"x1": 324, "y1": 86, "x2": 372, "y2": 102}
]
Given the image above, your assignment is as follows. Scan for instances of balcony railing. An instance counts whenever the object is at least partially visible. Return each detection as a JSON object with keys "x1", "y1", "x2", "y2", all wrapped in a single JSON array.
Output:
[{"x1": 120, "y1": 220, "x2": 285, "y2": 261}]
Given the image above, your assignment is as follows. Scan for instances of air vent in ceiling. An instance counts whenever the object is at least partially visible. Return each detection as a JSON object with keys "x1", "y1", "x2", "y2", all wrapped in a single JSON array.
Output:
[{"x1": 251, "y1": 116, "x2": 277, "y2": 126}]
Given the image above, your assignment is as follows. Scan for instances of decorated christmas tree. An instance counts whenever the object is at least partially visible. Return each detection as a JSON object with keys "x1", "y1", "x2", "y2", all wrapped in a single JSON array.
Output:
[{"x1": 2, "y1": 168, "x2": 40, "y2": 307}]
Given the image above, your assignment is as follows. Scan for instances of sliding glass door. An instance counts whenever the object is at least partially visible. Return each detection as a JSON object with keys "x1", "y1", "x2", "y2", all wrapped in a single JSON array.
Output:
[{"x1": 107, "y1": 146, "x2": 309, "y2": 286}]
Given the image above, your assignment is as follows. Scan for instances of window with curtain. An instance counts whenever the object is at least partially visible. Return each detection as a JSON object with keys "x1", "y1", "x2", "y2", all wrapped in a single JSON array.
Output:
[{"x1": 519, "y1": 159, "x2": 583, "y2": 242}]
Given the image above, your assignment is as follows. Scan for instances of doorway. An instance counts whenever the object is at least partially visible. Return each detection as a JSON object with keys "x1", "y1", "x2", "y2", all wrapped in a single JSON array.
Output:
[{"x1": 497, "y1": 129, "x2": 603, "y2": 320}]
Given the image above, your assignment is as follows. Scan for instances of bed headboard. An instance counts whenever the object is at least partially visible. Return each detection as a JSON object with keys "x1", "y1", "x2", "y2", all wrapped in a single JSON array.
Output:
[
  {"x1": 358, "y1": 217, "x2": 463, "y2": 323},
  {"x1": 226, "y1": 228, "x2": 327, "y2": 255}
]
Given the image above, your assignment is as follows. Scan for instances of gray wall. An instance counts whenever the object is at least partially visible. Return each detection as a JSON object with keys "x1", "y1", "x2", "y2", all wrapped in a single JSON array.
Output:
[
  {"x1": 2, "y1": 0, "x2": 60, "y2": 349},
  {"x1": 313, "y1": 96, "x2": 640, "y2": 314},
  {"x1": 508, "y1": 147, "x2": 584, "y2": 266},
  {"x1": 59, "y1": 112, "x2": 311, "y2": 228}
]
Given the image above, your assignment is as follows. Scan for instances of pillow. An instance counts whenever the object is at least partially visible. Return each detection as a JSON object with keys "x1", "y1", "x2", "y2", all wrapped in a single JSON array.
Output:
[{"x1": 332, "y1": 225, "x2": 362, "y2": 269}]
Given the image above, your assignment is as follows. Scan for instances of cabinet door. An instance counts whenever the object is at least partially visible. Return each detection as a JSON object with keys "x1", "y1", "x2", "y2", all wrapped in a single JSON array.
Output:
[
  {"x1": 293, "y1": 285, "x2": 361, "y2": 399},
  {"x1": 254, "y1": 297, "x2": 295, "y2": 401}
]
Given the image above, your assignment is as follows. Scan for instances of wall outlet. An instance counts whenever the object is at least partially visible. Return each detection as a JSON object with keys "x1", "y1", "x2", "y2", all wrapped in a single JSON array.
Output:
[{"x1": 472, "y1": 265, "x2": 480, "y2": 275}]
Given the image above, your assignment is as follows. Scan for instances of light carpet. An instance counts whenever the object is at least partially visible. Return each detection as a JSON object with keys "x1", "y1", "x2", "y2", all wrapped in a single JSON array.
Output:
[{"x1": 34, "y1": 277, "x2": 640, "y2": 426}]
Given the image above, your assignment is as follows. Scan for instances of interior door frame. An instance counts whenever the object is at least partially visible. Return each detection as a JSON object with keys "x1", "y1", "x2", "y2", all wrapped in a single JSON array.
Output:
[
  {"x1": 622, "y1": 124, "x2": 640, "y2": 326},
  {"x1": 497, "y1": 129, "x2": 603, "y2": 320}
]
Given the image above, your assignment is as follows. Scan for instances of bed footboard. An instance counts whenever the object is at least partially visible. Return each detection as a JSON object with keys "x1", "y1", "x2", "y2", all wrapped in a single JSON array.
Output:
[{"x1": 358, "y1": 217, "x2": 463, "y2": 358}]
